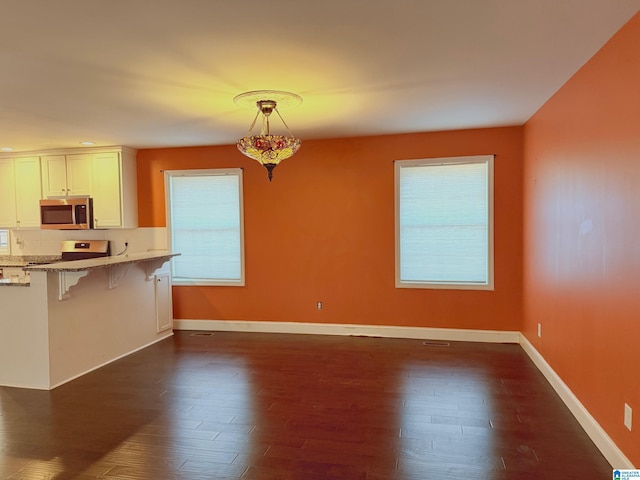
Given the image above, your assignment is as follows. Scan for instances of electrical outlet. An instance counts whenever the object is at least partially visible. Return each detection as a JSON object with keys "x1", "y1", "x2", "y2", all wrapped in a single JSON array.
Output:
[
  {"x1": 537, "y1": 323, "x2": 542, "y2": 338},
  {"x1": 624, "y1": 403, "x2": 632, "y2": 431},
  {"x1": 316, "y1": 301, "x2": 323, "y2": 310}
]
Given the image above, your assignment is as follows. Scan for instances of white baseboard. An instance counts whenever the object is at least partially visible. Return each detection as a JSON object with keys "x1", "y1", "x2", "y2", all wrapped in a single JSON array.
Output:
[
  {"x1": 173, "y1": 319, "x2": 520, "y2": 343},
  {"x1": 519, "y1": 334, "x2": 634, "y2": 469}
]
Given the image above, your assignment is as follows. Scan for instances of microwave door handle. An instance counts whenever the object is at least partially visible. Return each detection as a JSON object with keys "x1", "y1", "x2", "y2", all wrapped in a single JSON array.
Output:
[
  {"x1": 75, "y1": 204, "x2": 88, "y2": 225},
  {"x1": 73, "y1": 204, "x2": 84, "y2": 225}
]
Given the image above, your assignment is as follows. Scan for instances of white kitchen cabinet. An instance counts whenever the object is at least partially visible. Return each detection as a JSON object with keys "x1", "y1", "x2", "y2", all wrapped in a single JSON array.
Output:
[
  {"x1": 91, "y1": 152, "x2": 121, "y2": 228},
  {"x1": 14, "y1": 157, "x2": 43, "y2": 228},
  {"x1": 41, "y1": 155, "x2": 66, "y2": 197},
  {"x1": 91, "y1": 148, "x2": 138, "y2": 228},
  {"x1": 154, "y1": 272, "x2": 173, "y2": 333},
  {"x1": 0, "y1": 156, "x2": 42, "y2": 228},
  {"x1": 3, "y1": 146, "x2": 137, "y2": 230},
  {"x1": 41, "y1": 154, "x2": 92, "y2": 197},
  {"x1": 0, "y1": 159, "x2": 16, "y2": 227}
]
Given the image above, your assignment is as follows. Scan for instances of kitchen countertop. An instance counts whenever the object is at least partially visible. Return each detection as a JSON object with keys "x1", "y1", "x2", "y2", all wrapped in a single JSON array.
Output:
[
  {"x1": 25, "y1": 251, "x2": 179, "y2": 272},
  {"x1": 0, "y1": 278, "x2": 30, "y2": 286},
  {"x1": 0, "y1": 255, "x2": 62, "y2": 268},
  {"x1": 0, "y1": 260, "x2": 28, "y2": 267},
  {"x1": 0, "y1": 256, "x2": 62, "y2": 286},
  {"x1": 1, "y1": 252, "x2": 178, "y2": 286}
]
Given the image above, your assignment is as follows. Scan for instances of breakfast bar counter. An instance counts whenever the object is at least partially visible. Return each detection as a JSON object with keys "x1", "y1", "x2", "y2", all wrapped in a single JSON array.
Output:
[
  {"x1": 26, "y1": 251, "x2": 179, "y2": 300},
  {"x1": 0, "y1": 251, "x2": 178, "y2": 390},
  {"x1": 25, "y1": 251, "x2": 178, "y2": 273}
]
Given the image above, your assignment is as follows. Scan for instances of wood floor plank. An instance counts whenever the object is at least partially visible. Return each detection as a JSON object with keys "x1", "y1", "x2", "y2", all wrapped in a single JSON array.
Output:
[{"x1": 0, "y1": 331, "x2": 613, "y2": 479}]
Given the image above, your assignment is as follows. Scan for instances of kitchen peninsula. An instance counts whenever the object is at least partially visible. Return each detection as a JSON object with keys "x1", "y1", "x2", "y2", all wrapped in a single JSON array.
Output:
[{"x1": 0, "y1": 251, "x2": 178, "y2": 390}]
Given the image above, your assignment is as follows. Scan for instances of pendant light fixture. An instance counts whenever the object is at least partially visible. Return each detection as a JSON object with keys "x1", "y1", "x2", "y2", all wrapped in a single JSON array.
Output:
[{"x1": 234, "y1": 90, "x2": 302, "y2": 181}]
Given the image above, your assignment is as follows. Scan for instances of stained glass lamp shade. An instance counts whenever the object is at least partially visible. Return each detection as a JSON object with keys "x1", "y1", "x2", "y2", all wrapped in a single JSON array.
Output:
[{"x1": 234, "y1": 91, "x2": 302, "y2": 181}]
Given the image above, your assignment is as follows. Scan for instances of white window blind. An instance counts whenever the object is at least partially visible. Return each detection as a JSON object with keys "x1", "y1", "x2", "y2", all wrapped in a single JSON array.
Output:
[
  {"x1": 0, "y1": 229, "x2": 9, "y2": 254},
  {"x1": 395, "y1": 155, "x2": 493, "y2": 290},
  {"x1": 165, "y1": 169, "x2": 244, "y2": 286}
]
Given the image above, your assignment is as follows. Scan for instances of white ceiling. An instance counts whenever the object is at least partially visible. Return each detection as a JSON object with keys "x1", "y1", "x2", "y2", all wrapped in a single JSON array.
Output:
[{"x1": 1, "y1": 0, "x2": 638, "y2": 153}]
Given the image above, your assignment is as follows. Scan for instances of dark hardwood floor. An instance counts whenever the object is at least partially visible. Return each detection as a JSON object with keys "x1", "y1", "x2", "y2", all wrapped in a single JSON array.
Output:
[{"x1": 0, "y1": 331, "x2": 611, "y2": 479}]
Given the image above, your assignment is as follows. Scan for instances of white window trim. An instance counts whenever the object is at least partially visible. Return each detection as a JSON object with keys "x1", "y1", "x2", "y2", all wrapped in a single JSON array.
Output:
[
  {"x1": 394, "y1": 155, "x2": 494, "y2": 291},
  {"x1": 165, "y1": 168, "x2": 245, "y2": 286}
]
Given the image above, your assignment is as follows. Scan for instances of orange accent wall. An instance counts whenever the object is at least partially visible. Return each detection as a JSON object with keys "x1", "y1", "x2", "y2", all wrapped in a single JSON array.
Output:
[
  {"x1": 523, "y1": 12, "x2": 640, "y2": 466},
  {"x1": 137, "y1": 126, "x2": 523, "y2": 331}
]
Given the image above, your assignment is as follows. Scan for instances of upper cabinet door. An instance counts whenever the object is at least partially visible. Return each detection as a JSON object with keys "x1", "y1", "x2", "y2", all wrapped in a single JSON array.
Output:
[
  {"x1": 41, "y1": 155, "x2": 68, "y2": 197},
  {"x1": 0, "y1": 159, "x2": 17, "y2": 227},
  {"x1": 41, "y1": 154, "x2": 92, "y2": 197},
  {"x1": 66, "y1": 154, "x2": 92, "y2": 196},
  {"x1": 91, "y1": 152, "x2": 122, "y2": 228},
  {"x1": 14, "y1": 157, "x2": 42, "y2": 228}
]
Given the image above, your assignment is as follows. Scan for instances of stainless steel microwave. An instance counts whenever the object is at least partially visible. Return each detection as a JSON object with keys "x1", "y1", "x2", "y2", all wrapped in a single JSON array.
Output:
[{"x1": 40, "y1": 197, "x2": 94, "y2": 230}]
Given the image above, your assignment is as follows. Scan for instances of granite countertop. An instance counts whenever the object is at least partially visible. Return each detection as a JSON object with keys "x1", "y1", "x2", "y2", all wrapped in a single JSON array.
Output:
[
  {"x1": 0, "y1": 255, "x2": 62, "y2": 268},
  {"x1": 25, "y1": 251, "x2": 179, "y2": 272},
  {"x1": 0, "y1": 256, "x2": 62, "y2": 287},
  {"x1": 0, "y1": 278, "x2": 31, "y2": 286},
  {"x1": 0, "y1": 260, "x2": 28, "y2": 267}
]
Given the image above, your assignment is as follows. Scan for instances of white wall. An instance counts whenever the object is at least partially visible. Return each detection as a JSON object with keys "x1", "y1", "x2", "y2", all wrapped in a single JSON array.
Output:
[
  {"x1": 0, "y1": 272, "x2": 51, "y2": 389},
  {"x1": 4, "y1": 227, "x2": 168, "y2": 256}
]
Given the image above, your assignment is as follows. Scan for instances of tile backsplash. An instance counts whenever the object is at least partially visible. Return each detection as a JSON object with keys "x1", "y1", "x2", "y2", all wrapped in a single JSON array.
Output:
[{"x1": 3, "y1": 227, "x2": 168, "y2": 256}]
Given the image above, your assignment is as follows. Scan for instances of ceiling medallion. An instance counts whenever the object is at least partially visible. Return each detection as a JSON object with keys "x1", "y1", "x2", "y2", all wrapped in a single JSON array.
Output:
[{"x1": 234, "y1": 90, "x2": 302, "y2": 181}]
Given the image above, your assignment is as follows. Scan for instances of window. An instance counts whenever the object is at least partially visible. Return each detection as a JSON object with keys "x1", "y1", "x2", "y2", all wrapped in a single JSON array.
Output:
[
  {"x1": 0, "y1": 229, "x2": 9, "y2": 255},
  {"x1": 395, "y1": 155, "x2": 493, "y2": 290},
  {"x1": 165, "y1": 169, "x2": 244, "y2": 286}
]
